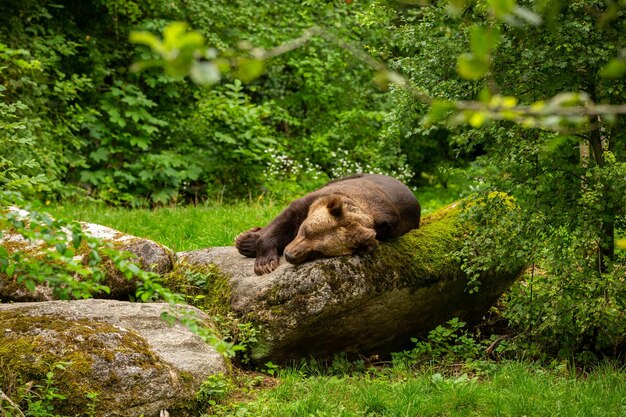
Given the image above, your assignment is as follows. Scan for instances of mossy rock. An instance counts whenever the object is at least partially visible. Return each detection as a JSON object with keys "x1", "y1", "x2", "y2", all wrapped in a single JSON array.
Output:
[
  {"x1": 0, "y1": 300, "x2": 228, "y2": 417},
  {"x1": 175, "y1": 202, "x2": 525, "y2": 363},
  {"x1": 0, "y1": 222, "x2": 176, "y2": 301}
]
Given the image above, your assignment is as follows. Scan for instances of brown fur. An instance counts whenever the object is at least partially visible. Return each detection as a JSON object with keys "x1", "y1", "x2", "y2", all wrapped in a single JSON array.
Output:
[{"x1": 235, "y1": 174, "x2": 421, "y2": 275}]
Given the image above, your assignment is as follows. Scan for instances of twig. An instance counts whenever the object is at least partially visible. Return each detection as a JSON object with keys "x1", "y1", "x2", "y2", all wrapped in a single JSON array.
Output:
[
  {"x1": 0, "y1": 389, "x2": 26, "y2": 417},
  {"x1": 455, "y1": 101, "x2": 626, "y2": 118},
  {"x1": 261, "y1": 27, "x2": 319, "y2": 60},
  {"x1": 485, "y1": 336, "x2": 507, "y2": 358},
  {"x1": 262, "y1": 25, "x2": 626, "y2": 128}
]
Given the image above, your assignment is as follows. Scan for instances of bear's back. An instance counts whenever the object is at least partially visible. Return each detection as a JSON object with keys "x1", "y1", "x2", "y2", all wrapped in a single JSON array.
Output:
[
  {"x1": 320, "y1": 174, "x2": 414, "y2": 206},
  {"x1": 318, "y1": 174, "x2": 421, "y2": 235}
]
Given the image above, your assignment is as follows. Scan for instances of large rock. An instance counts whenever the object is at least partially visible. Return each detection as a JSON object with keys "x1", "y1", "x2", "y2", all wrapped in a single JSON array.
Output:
[
  {"x1": 0, "y1": 299, "x2": 228, "y2": 417},
  {"x1": 174, "y1": 203, "x2": 524, "y2": 363},
  {"x1": 0, "y1": 221, "x2": 176, "y2": 301}
]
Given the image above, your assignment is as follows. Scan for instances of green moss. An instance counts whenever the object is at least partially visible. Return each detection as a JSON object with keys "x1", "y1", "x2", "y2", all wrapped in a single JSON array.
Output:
[
  {"x1": 0, "y1": 311, "x2": 165, "y2": 416},
  {"x1": 377, "y1": 202, "x2": 464, "y2": 290},
  {"x1": 163, "y1": 262, "x2": 232, "y2": 316},
  {"x1": 255, "y1": 203, "x2": 466, "y2": 327},
  {"x1": 180, "y1": 370, "x2": 195, "y2": 384}
]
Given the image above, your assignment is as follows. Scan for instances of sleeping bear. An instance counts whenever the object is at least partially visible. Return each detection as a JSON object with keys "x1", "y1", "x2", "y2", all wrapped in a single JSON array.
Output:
[{"x1": 234, "y1": 174, "x2": 421, "y2": 275}]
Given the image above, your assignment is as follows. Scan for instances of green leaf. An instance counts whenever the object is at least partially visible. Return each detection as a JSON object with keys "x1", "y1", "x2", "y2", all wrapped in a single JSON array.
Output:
[
  {"x1": 457, "y1": 54, "x2": 489, "y2": 80},
  {"x1": 72, "y1": 232, "x2": 83, "y2": 249},
  {"x1": 89, "y1": 147, "x2": 109, "y2": 163},
  {"x1": 56, "y1": 243, "x2": 67, "y2": 255},
  {"x1": 235, "y1": 58, "x2": 265, "y2": 83},
  {"x1": 600, "y1": 59, "x2": 626, "y2": 79},
  {"x1": 24, "y1": 279, "x2": 36, "y2": 292},
  {"x1": 544, "y1": 135, "x2": 571, "y2": 153}
]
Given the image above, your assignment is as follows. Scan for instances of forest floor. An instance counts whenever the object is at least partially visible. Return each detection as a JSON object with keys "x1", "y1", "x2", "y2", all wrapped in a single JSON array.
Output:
[{"x1": 45, "y1": 183, "x2": 626, "y2": 417}]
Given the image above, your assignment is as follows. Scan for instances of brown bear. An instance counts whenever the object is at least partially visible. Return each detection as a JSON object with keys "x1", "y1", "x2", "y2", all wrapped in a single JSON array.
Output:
[{"x1": 234, "y1": 174, "x2": 421, "y2": 275}]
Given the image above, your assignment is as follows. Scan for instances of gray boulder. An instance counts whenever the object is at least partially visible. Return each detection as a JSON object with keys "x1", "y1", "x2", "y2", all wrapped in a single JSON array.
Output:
[
  {"x1": 174, "y1": 203, "x2": 524, "y2": 363},
  {"x1": 0, "y1": 299, "x2": 227, "y2": 417},
  {"x1": 0, "y1": 221, "x2": 176, "y2": 301}
]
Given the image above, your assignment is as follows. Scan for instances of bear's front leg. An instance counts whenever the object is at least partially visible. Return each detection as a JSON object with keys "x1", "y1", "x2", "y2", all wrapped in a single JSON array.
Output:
[
  {"x1": 254, "y1": 230, "x2": 296, "y2": 275},
  {"x1": 234, "y1": 227, "x2": 262, "y2": 258},
  {"x1": 245, "y1": 194, "x2": 315, "y2": 275},
  {"x1": 254, "y1": 247, "x2": 280, "y2": 275}
]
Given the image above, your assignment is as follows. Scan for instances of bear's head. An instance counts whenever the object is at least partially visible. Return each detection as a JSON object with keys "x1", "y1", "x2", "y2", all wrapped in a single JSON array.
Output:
[{"x1": 283, "y1": 194, "x2": 378, "y2": 266}]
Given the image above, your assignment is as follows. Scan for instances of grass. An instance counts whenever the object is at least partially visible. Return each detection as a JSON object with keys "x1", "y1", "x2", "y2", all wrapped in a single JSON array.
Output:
[
  {"x1": 217, "y1": 361, "x2": 626, "y2": 417},
  {"x1": 42, "y1": 183, "x2": 626, "y2": 417},
  {"x1": 46, "y1": 199, "x2": 283, "y2": 252},
  {"x1": 46, "y1": 182, "x2": 466, "y2": 252}
]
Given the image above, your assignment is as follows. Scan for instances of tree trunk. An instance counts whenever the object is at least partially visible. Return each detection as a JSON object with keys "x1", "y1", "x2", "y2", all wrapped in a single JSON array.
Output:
[{"x1": 588, "y1": 116, "x2": 615, "y2": 269}]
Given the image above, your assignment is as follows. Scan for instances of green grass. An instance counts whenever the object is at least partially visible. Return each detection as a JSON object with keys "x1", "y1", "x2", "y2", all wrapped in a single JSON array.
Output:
[
  {"x1": 46, "y1": 200, "x2": 283, "y2": 252},
  {"x1": 220, "y1": 362, "x2": 626, "y2": 417},
  {"x1": 47, "y1": 183, "x2": 465, "y2": 252},
  {"x1": 40, "y1": 186, "x2": 626, "y2": 417}
]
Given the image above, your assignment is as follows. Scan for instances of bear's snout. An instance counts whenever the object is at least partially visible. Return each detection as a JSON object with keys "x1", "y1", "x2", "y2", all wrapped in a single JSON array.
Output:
[
  {"x1": 284, "y1": 251, "x2": 297, "y2": 264},
  {"x1": 284, "y1": 245, "x2": 309, "y2": 265},
  {"x1": 285, "y1": 249, "x2": 324, "y2": 265}
]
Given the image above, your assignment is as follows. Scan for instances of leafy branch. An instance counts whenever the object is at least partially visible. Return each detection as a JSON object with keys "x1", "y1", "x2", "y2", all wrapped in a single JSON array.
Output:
[
  {"x1": 128, "y1": 1, "x2": 626, "y2": 133},
  {"x1": 0, "y1": 193, "x2": 237, "y2": 356}
]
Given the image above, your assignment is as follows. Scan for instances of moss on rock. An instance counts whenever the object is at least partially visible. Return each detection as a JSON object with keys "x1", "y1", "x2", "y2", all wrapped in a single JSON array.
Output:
[
  {"x1": 0, "y1": 300, "x2": 230, "y2": 417},
  {"x1": 179, "y1": 202, "x2": 524, "y2": 363},
  {"x1": 0, "y1": 312, "x2": 170, "y2": 416},
  {"x1": 163, "y1": 262, "x2": 232, "y2": 317}
]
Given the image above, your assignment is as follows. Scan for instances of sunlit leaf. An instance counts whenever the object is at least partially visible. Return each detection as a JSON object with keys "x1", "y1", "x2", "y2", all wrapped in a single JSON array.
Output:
[
  {"x1": 470, "y1": 25, "x2": 500, "y2": 56},
  {"x1": 457, "y1": 54, "x2": 489, "y2": 80},
  {"x1": 129, "y1": 31, "x2": 162, "y2": 52},
  {"x1": 130, "y1": 58, "x2": 165, "y2": 73},
  {"x1": 600, "y1": 58, "x2": 626, "y2": 79},
  {"x1": 488, "y1": 0, "x2": 516, "y2": 19},
  {"x1": 235, "y1": 58, "x2": 265, "y2": 83},
  {"x1": 162, "y1": 22, "x2": 189, "y2": 49},
  {"x1": 446, "y1": 0, "x2": 467, "y2": 16},
  {"x1": 426, "y1": 99, "x2": 455, "y2": 122},
  {"x1": 469, "y1": 111, "x2": 487, "y2": 127}
]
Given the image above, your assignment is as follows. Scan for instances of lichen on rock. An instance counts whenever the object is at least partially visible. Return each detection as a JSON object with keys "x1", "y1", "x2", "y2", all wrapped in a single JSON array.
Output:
[
  {"x1": 0, "y1": 221, "x2": 176, "y2": 302},
  {"x1": 177, "y1": 202, "x2": 524, "y2": 363},
  {"x1": 0, "y1": 300, "x2": 229, "y2": 417}
]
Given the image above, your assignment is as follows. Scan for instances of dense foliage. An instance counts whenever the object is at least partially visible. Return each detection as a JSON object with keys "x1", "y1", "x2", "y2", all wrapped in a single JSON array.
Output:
[
  {"x1": 377, "y1": 0, "x2": 626, "y2": 358},
  {"x1": 0, "y1": 0, "x2": 426, "y2": 205},
  {"x1": 3, "y1": 0, "x2": 626, "y2": 363}
]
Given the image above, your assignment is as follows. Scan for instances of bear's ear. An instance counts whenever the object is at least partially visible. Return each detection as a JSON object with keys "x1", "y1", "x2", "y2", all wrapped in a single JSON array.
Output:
[{"x1": 326, "y1": 196, "x2": 343, "y2": 218}]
